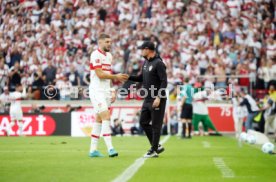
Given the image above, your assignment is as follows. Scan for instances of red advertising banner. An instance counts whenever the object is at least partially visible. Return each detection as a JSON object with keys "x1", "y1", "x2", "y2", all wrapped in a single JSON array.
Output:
[
  {"x1": 208, "y1": 106, "x2": 235, "y2": 132},
  {"x1": 0, "y1": 113, "x2": 71, "y2": 136}
]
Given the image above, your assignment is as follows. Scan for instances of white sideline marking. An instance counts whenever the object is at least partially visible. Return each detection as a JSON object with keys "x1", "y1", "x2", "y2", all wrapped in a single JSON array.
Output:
[
  {"x1": 213, "y1": 157, "x2": 235, "y2": 178},
  {"x1": 202, "y1": 141, "x2": 211, "y2": 148},
  {"x1": 112, "y1": 135, "x2": 170, "y2": 182}
]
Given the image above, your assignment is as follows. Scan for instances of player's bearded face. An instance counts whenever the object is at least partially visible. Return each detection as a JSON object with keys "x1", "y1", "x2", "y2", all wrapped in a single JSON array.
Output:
[{"x1": 103, "y1": 38, "x2": 112, "y2": 52}]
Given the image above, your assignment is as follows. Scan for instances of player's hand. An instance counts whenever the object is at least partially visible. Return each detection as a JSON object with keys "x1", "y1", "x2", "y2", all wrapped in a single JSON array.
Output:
[
  {"x1": 116, "y1": 74, "x2": 129, "y2": 82},
  {"x1": 111, "y1": 91, "x2": 116, "y2": 103},
  {"x1": 152, "y1": 97, "x2": 160, "y2": 108}
]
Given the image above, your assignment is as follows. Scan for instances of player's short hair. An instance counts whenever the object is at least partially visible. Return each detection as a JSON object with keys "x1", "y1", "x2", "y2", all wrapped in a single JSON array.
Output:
[
  {"x1": 98, "y1": 34, "x2": 110, "y2": 40},
  {"x1": 184, "y1": 78, "x2": 189, "y2": 83}
]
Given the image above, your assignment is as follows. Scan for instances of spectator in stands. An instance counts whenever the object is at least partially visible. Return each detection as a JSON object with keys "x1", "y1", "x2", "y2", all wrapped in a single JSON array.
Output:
[
  {"x1": 239, "y1": 89, "x2": 260, "y2": 131},
  {"x1": 0, "y1": 58, "x2": 9, "y2": 91},
  {"x1": 112, "y1": 118, "x2": 124, "y2": 136},
  {"x1": 0, "y1": 0, "x2": 275, "y2": 101},
  {"x1": 130, "y1": 111, "x2": 143, "y2": 135},
  {"x1": 43, "y1": 60, "x2": 57, "y2": 85},
  {"x1": 9, "y1": 61, "x2": 23, "y2": 91},
  {"x1": 262, "y1": 94, "x2": 276, "y2": 137},
  {"x1": 66, "y1": 65, "x2": 81, "y2": 87}
]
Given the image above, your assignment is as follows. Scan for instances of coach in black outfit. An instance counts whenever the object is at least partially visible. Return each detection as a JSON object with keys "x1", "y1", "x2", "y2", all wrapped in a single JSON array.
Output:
[{"x1": 127, "y1": 41, "x2": 167, "y2": 158}]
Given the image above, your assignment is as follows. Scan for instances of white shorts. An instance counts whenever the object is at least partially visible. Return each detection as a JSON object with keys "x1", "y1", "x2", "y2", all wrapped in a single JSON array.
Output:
[
  {"x1": 89, "y1": 90, "x2": 111, "y2": 114},
  {"x1": 10, "y1": 109, "x2": 23, "y2": 121}
]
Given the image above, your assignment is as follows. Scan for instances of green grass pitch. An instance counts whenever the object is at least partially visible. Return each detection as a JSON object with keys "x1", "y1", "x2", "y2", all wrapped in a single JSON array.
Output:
[{"x1": 0, "y1": 136, "x2": 275, "y2": 182}]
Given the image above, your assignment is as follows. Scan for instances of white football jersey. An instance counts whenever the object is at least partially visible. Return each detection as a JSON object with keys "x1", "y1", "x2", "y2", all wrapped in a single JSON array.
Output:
[
  {"x1": 90, "y1": 49, "x2": 112, "y2": 91},
  {"x1": 193, "y1": 91, "x2": 209, "y2": 115},
  {"x1": 9, "y1": 91, "x2": 25, "y2": 110}
]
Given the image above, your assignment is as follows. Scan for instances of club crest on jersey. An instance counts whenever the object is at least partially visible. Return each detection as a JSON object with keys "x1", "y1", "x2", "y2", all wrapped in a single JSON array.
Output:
[{"x1": 149, "y1": 65, "x2": 153, "y2": 71}]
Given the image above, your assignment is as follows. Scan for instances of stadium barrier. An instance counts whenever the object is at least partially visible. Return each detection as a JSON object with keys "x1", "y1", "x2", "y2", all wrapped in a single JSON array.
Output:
[
  {"x1": 0, "y1": 113, "x2": 71, "y2": 136},
  {"x1": 0, "y1": 102, "x2": 236, "y2": 137}
]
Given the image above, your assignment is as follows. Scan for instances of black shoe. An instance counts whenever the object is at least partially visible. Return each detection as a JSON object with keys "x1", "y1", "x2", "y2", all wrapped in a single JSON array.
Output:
[
  {"x1": 209, "y1": 132, "x2": 222, "y2": 136},
  {"x1": 144, "y1": 149, "x2": 158, "y2": 158},
  {"x1": 157, "y1": 144, "x2": 165, "y2": 154}
]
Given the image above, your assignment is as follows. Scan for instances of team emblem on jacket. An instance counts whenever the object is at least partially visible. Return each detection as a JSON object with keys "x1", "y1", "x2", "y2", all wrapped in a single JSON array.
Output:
[{"x1": 149, "y1": 65, "x2": 153, "y2": 71}]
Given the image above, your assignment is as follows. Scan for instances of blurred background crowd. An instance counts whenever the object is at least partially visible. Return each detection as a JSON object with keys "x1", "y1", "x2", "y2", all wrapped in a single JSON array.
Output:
[{"x1": 0, "y1": 0, "x2": 275, "y2": 101}]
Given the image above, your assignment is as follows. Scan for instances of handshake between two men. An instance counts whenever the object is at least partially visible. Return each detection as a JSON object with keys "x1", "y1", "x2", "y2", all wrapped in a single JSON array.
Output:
[{"x1": 115, "y1": 73, "x2": 129, "y2": 83}]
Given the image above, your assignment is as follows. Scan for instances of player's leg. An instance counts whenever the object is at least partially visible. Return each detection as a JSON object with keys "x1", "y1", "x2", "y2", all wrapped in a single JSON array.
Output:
[
  {"x1": 8, "y1": 111, "x2": 16, "y2": 136},
  {"x1": 202, "y1": 119, "x2": 209, "y2": 136},
  {"x1": 89, "y1": 113, "x2": 104, "y2": 157},
  {"x1": 264, "y1": 115, "x2": 274, "y2": 136},
  {"x1": 186, "y1": 104, "x2": 193, "y2": 138},
  {"x1": 233, "y1": 114, "x2": 239, "y2": 138},
  {"x1": 187, "y1": 119, "x2": 192, "y2": 138},
  {"x1": 16, "y1": 110, "x2": 24, "y2": 136},
  {"x1": 245, "y1": 113, "x2": 256, "y2": 131},
  {"x1": 89, "y1": 91, "x2": 104, "y2": 157},
  {"x1": 7, "y1": 120, "x2": 15, "y2": 136},
  {"x1": 181, "y1": 118, "x2": 187, "y2": 138},
  {"x1": 98, "y1": 108, "x2": 118, "y2": 157},
  {"x1": 192, "y1": 114, "x2": 201, "y2": 135},
  {"x1": 237, "y1": 118, "x2": 244, "y2": 138},
  {"x1": 96, "y1": 91, "x2": 120, "y2": 157},
  {"x1": 204, "y1": 115, "x2": 222, "y2": 135},
  {"x1": 180, "y1": 104, "x2": 187, "y2": 138}
]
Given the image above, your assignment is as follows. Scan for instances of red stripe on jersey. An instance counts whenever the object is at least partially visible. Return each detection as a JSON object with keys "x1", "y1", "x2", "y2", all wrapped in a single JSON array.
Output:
[
  {"x1": 16, "y1": 98, "x2": 22, "y2": 101},
  {"x1": 91, "y1": 134, "x2": 99, "y2": 139},
  {"x1": 90, "y1": 63, "x2": 102, "y2": 70},
  {"x1": 97, "y1": 49, "x2": 106, "y2": 56},
  {"x1": 103, "y1": 134, "x2": 111, "y2": 137},
  {"x1": 93, "y1": 65, "x2": 102, "y2": 69}
]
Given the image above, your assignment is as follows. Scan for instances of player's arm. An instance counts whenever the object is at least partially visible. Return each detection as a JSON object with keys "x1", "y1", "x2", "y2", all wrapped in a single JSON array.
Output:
[
  {"x1": 20, "y1": 86, "x2": 27, "y2": 99},
  {"x1": 91, "y1": 53, "x2": 128, "y2": 82},
  {"x1": 95, "y1": 68, "x2": 128, "y2": 82}
]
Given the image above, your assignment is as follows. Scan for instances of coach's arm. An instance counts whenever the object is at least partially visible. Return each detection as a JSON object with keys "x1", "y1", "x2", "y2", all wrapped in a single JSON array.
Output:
[{"x1": 128, "y1": 73, "x2": 143, "y2": 82}]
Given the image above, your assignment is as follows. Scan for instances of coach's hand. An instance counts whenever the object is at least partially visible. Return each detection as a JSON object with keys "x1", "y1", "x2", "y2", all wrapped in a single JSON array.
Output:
[
  {"x1": 152, "y1": 97, "x2": 160, "y2": 108},
  {"x1": 116, "y1": 74, "x2": 129, "y2": 82}
]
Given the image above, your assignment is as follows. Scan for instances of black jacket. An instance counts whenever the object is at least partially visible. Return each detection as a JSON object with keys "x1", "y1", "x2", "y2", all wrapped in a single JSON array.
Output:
[{"x1": 128, "y1": 55, "x2": 167, "y2": 101}]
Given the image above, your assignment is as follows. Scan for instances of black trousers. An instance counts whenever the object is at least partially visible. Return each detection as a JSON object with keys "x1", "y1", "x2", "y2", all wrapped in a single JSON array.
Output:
[{"x1": 139, "y1": 99, "x2": 166, "y2": 151}]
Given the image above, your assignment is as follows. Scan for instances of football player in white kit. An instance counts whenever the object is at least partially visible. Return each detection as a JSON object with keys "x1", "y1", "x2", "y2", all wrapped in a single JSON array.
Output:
[
  {"x1": 89, "y1": 34, "x2": 128, "y2": 157},
  {"x1": 6, "y1": 85, "x2": 26, "y2": 136}
]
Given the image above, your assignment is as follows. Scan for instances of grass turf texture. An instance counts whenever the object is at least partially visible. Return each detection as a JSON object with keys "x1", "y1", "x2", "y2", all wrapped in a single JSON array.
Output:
[{"x1": 0, "y1": 136, "x2": 275, "y2": 182}]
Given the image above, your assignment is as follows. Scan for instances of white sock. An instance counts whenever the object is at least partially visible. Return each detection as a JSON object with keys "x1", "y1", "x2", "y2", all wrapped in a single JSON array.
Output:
[
  {"x1": 90, "y1": 122, "x2": 102, "y2": 153},
  {"x1": 17, "y1": 121, "x2": 23, "y2": 136},
  {"x1": 7, "y1": 121, "x2": 15, "y2": 136},
  {"x1": 102, "y1": 120, "x2": 113, "y2": 151}
]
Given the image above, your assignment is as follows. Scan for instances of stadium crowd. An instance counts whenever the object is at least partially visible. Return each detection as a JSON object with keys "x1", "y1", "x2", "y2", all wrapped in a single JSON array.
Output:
[{"x1": 0, "y1": 0, "x2": 275, "y2": 100}]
